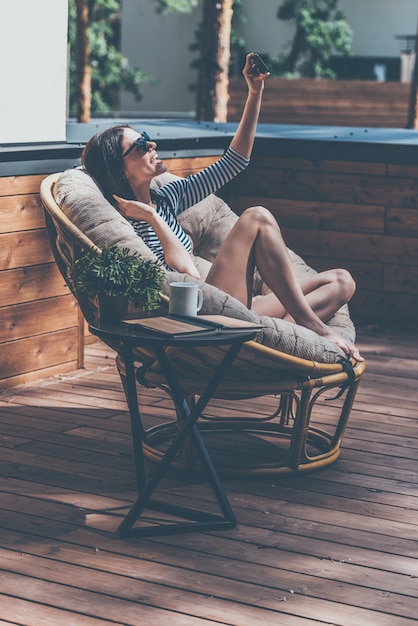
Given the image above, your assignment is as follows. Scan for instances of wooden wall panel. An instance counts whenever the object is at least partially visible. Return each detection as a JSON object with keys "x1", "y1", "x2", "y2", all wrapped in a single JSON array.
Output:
[
  {"x1": 0, "y1": 174, "x2": 81, "y2": 388},
  {"x1": 228, "y1": 78, "x2": 410, "y2": 128},
  {"x1": 225, "y1": 155, "x2": 418, "y2": 330},
  {"x1": 1, "y1": 147, "x2": 416, "y2": 388}
]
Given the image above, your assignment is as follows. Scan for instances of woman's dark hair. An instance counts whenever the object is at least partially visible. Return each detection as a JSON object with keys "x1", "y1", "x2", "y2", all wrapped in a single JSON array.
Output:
[{"x1": 81, "y1": 124, "x2": 135, "y2": 204}]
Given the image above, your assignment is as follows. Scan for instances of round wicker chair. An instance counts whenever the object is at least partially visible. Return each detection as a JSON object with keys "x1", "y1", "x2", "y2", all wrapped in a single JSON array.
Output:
[{"x1": 40, "y1": 171, "x2": 366, "y2": 477}]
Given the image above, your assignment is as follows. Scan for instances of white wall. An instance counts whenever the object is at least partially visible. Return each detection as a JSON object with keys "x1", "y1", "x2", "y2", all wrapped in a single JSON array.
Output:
[
  {"x1": 121, "y1": 1, "x2": 200, "y2": 115},
  {"x1": 0, "y1": 0, "x2": 68, "y2": 144},
  {"x1": 340, "y1": 0, "x2": 418, "y2": 57}
]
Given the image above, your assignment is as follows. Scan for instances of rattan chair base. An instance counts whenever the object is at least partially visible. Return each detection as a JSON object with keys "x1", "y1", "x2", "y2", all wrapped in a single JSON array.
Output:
[{"x1": 139, "y1": 378, "x2": 360, "y2": 477}]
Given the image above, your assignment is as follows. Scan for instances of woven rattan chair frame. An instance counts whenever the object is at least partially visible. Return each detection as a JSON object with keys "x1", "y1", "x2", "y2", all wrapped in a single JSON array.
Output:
[{"x1": 41, "y1": 173, "x2": 366, "y2": 477}]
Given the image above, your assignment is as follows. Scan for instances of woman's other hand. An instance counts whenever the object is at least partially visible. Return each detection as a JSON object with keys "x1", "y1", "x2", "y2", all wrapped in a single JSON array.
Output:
[
  {"x1": 113, "y1": 195, "x2": 155, "y2": 223},
  {"x1": 114, "y1": 195, "x2": 201, "y2": 279}
]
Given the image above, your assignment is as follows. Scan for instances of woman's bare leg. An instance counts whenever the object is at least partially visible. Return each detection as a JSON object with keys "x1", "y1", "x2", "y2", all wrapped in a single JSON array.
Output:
[
  {"x1": 205, "y1": 206, "x2": 362, "y2": 359},
  {"x1": 251, "y1": 269, "x2": 356, "y2": 322}
]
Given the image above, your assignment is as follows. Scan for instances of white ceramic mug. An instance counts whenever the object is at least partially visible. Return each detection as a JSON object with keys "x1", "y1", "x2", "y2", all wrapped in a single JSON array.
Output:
[{"x1": 169, "y1": 282, "x2": 203, "y2": 317}]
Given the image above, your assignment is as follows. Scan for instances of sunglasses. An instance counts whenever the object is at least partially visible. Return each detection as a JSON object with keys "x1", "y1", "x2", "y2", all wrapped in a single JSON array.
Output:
[{"x1": 121, "y1": 131, "x2": 151, "y2": 158}]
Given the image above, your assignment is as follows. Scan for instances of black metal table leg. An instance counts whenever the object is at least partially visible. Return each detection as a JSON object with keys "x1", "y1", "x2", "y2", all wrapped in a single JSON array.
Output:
[
  {"x1": 117, "y1": 341, "x2": 243, "y2": 539},
  {"x1": 121, "y1": 345, "x2": 147, "y2": 493}
]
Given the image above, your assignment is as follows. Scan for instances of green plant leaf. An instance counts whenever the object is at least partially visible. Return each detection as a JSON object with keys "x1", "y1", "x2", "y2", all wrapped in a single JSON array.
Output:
[{"x1": 69, "y1": 245, "x2": 165, "y2": 311}]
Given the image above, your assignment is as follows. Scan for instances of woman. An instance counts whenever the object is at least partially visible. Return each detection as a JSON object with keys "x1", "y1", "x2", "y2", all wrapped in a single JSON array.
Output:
[{"x1": 82, "y1": 53, "x2": 362, "y2": 361}]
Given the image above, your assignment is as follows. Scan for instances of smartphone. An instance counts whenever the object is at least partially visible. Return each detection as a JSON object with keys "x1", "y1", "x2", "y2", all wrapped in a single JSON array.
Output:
[{"x1": 251, "y1": 53, "x2": 270, "y2": 75}]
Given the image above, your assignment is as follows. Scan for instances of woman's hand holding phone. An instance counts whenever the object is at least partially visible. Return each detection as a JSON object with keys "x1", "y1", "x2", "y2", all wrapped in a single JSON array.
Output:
[{"x1": 250, "y1": 53, "x2": 270, "y2": 76}]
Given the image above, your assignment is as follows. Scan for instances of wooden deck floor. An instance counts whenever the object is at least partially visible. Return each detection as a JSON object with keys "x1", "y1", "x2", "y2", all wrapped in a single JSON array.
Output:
[{"x1": 0, "y1": 327, "x2": 417, "y2": 626}]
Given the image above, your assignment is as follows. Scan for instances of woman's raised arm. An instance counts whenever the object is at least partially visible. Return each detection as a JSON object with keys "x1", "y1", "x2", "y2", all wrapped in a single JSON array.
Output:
[{"x1": 229, "y1": 53, "x2": 270, "y2": 159}]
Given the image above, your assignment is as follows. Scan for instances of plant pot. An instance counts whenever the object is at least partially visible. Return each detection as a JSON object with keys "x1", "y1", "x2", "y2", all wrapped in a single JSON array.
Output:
[{"x1": 97, "y1": 293, "x2": 129, "y2": 325}]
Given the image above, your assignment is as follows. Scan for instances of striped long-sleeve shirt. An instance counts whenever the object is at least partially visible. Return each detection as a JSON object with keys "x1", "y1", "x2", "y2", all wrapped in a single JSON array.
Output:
[{"x1": 129, "y1": 146, "x2": 249, "y2": 269}]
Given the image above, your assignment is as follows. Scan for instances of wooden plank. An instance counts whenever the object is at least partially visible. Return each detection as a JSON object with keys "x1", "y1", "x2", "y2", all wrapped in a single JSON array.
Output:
[
  {"x1": 280, "y1": 227, "x2": 418, "y2": 265},
  {"x1": 300, "y1": 257, "x2": 382, "y2": 291},
  {"x1": 0, "y1": 194, "x2": 45, "y2": 234},
  {"x1": 0, "y1": 263, "x2": 70, "y2": 308},
  {"x1": 0, "y1": 571, "x2": 224, "y2": 626},
  {"x1": 349, "y1": 288, "x2": 418, "y2": 328},
  {"x1": 0, "y1": 174, "x2": 45, "y2": 196},
  {"x1": 384, "y1": 263, "x2": 418, "y2": 294},
  {"x1": 256, "y1": 91, "x2": 409, "y2": 105},
  {"x1": 0, "y1": 328, "x2": 79, "y2": 381},
  {"x1": 386, "y1": 207, "x2": 418, "y2": 237},
  {"x1": 388, "y1": 163, "x2": 418, "y2": 178},
  {"x1": 255, "y1": 102, "x2": 407, "y2": 113},
  {"x1": 0, "y1": 229, "x2": 53, "y2": 270},
  {"x1": 0, "y1": 403, "x2": 120, "y2": 431},
  {"x1": 230, "y1": 167, "x2": 418, "y2": 210},
  {"x1": 248, "y1": 157, "x2": 387, "y2": 176},
  {"x1": 231, "y1": 196, "x2": 385, "y2": 234},
  {"x1": 257, "y1": 115, "x2": 408, "y2": 126},
  {"x1": 0, "y1": 295, "x2": 78, "y2": 342},
  {"x1": 163, "y1": 156, "x2": 218, "y2": 177},
  {"x1": 256, "y1": 102, "x2": 408, "y2": 114},
  {"x1": 0, "y1": 595, "x2": 119, "y2": 626},
  {"x1": 0, "y1": 361, "x2": 83, "y2": 391}
]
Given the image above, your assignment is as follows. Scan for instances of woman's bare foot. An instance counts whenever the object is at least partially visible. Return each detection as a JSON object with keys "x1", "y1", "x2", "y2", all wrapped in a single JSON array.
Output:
[{"x1": 321, "y1": 328, "x2": 364, "y2": 362}]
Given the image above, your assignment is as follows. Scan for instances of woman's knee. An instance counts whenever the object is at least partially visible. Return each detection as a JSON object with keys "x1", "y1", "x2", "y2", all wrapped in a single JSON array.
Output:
[
  {"x1": 241, "y1": 205, "x2": 279, "y2": 230},
  {"x1": 333, "y1": 268, "x2": 356, "y2": 302}
]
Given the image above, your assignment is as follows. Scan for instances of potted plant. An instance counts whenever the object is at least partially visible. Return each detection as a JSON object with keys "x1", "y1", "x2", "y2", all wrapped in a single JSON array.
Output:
[{"x1": 68, "y1": 245, "x2": 165, "y2": 324}]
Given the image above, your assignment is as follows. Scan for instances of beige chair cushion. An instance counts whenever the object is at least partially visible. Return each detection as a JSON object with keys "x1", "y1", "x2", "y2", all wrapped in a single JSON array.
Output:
[{"x1": 55, "y1": 167, "x2": 355, "y2": 362}]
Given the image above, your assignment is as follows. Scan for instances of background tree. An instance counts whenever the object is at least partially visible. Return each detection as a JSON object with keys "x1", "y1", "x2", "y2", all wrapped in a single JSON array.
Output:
[
  {"x1": 272, "y1": 0, "x2": 352, "y2": 78},
  {"x1": 195, "y1": 0, "x2": 234, "y2": 121},
  {"x1": 189, "y1": 1, "x2": 246, "y2": 81},
  {"x1": 74, "y1": 0, "x2": 91, "y2": 123},
  {"x1": 69, "y1": 0, "x2": 151, "y2": 121},
  {"x1": 156, "y1": 0, "x2": 241, "y2": 122},
  {"x1": 406, "y1": 19, "x2": 418, "y2": 129}
]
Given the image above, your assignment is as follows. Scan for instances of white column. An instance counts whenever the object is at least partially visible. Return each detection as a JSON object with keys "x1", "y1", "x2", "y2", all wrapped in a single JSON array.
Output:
[
  {"x1": 400, "y1": 51, "x2": 416, "y2": 82},
  {"x1": 0, "y1": 0, "x2": 68, "y2": 144}
]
